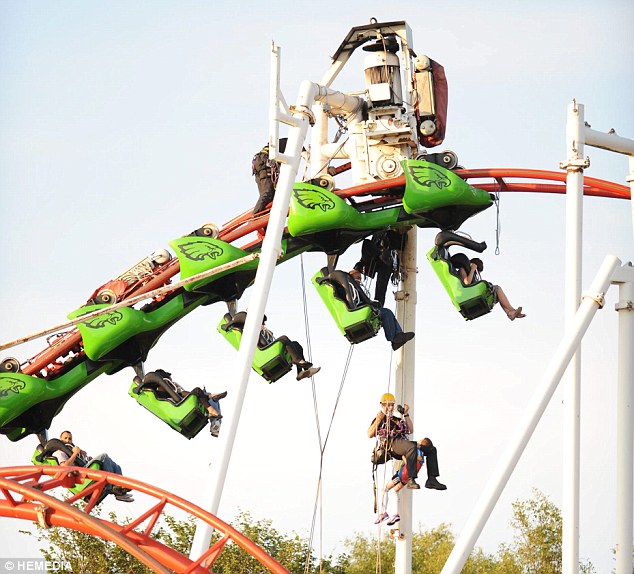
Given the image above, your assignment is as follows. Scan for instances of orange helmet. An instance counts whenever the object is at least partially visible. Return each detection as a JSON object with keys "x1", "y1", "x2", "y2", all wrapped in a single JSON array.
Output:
[{"x1": 380, "y1": 392, "x2": 396, "y2": 404}]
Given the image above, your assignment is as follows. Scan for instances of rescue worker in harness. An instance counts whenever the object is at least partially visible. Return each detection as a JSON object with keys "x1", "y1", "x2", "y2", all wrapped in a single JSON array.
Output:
[
  {"x1": 368, "y1": 393, "x2": 447, "y2": 491},
  {"x1": 252, "y1": 138, "x2": 287, "y2": 215}
]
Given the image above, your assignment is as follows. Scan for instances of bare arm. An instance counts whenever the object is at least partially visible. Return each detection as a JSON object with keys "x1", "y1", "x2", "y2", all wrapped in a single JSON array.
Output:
[
  {"x1": 56, "y1": 445, "x2": 82, "y2": 466},
  {"x1": 368, "y1": 412, "x2": 385, "y2": 438},
  {"x1": 459, "y1": 263, "x2": 478, "y2": 286}
]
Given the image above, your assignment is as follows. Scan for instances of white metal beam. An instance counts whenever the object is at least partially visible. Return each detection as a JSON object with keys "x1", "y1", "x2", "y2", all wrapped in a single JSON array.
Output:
[
  {"x1": 440, "y1": 255, "x2": 621, "y2": 574},
  {"x1": 613, "y1": 264, "x2": 634, "y2": 574},
  {"x1": 562, "y1": 100, "x2": 586, "y2": 574},
  {"x1": 394, "y1": 226, "x2": 418, "y2": 574},
  {"x1": 189, "y1": 45, "x2": 314, "y2": 561}
]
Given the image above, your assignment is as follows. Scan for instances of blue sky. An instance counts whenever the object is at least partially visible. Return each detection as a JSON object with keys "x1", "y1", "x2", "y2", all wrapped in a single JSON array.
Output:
[{"x1": 1, "y1": 1, "x2": 633, "y2": 571}]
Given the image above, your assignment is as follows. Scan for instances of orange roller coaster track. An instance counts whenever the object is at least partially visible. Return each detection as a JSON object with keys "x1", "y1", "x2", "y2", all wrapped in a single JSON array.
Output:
[
  {"x1": 0, "y1": 466, "x2": 290, "y2": 574},
  {"x1": 16, "y1": 167, "x2": 630, "y2": 376}
]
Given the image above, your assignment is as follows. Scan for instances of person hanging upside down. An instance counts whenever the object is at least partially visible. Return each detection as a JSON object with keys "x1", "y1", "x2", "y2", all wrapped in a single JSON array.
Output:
[
  {"x1": 368, "y1": 393, "x2": 446, "y2": 492},
  {"x1": 324, "y1": 268, "x2": 415, "y2": 351},
  {"x1": 374, "y1": 437, "x2": 443, "y2": 525},
  {"x1": 140, "y1": 370, "x2": 226, "y2": 437},
  {"x1": 451, "y1": 254, "x2": 526, "y2": 321},
  {"x1": 222, "y1": 311, "x2": 321, "y2": 381},
  {"x1": 376, "y1": 441, "x2": 424, "y2": 525}
]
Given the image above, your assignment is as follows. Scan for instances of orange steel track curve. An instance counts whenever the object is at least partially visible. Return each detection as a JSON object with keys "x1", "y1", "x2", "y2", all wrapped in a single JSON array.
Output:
[
  {"x1": 0, "y1": 466, "x2": 290, "y2": 574},
  {"x1": 19, "y1": 168, "x2": 630, "y2": 376}
]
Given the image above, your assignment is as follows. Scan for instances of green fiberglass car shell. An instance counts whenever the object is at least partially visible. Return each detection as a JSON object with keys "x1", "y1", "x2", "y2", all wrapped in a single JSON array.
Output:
[
  {"x1": 32, "y1": 447, "x2": 108, "y2": 502},
  {"x1": 128, "y1": 380, "x2": 209, "y2": 439},
  {"x1": 312, "y1": 268, "x2": 381, "y2": 344},
  {"x1": 402, "y1": 160, "x2": 492, "y2": 215},
  {"x1": 0, "y1": 361, "x2": 113, "y2": 442},
  {"x1": 67, "y1": 293, "x2": 209, "y2": 363},
  {"x1": 217, "y1": 315, "x2": 293, "y2": 383},
  {"x1": 169, "y1": 237, "x2": 262, "y2": 293},
  {"x1": 426, "y1": 245, "x2": 495, "y2": 320}
]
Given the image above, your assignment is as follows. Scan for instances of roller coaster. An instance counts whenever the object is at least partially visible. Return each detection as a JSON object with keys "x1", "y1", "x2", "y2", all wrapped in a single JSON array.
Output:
[{"x1": 1, "y1": 18, "x2": 630, "y2": 573}]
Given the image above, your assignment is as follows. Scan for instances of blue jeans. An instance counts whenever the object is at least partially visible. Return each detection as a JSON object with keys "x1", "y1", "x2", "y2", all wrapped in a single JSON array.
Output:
[
  {"x1": 90, "y1": 453, "x2": 122, "y2": 475},
  {"x1": 379, "y1": 308, "x2": 402, "y2": 342}
]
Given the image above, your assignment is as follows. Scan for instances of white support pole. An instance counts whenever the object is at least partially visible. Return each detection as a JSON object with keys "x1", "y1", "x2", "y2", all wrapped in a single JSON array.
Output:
[
  {"x1": 613, "y1": 265, "x2": 634, "y2": 574},
  {"x1": 394, "y1": 226, "x2": 418, "y2": 574},
  {"x1": 562, "y1": 100, "x2": 587, "y2": 574},
  {"x1": 629, "y1": 156, "x2": 634, "y2": 247},
  {"x1": 189, "y1": 47, "x2": 314, "y2": 559},
  {"x1": 440, "y1": 255, "x2": 621, "y2": 574}
]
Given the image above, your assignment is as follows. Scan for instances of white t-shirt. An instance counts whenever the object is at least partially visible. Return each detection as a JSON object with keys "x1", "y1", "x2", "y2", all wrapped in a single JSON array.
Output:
[{"x1": 52, "y1": 449, "x2": 69, "y2": 465}]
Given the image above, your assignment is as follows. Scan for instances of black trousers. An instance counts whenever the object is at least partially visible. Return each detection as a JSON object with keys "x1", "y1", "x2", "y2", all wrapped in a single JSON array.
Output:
[
  {"x1": 389, "y1": 438, "x2": 419, "y2": 480},
  {"x1": 253, "y1": 174, "x2": 275, "y2": 214},
  {"x1": 389, "y1": 437, "x2": 441, "y2": 480},
  {"x1": 276, "y1": 335, "x2": 306, "y2": 367},
  {"x1": 419, "y1": 439, "x2": 440, "y2": 478}
]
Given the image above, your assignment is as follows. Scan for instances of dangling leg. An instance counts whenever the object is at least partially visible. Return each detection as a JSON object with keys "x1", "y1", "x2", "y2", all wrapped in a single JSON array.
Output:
[
  {"x1": 495, "y1": 285, "x2": 525, "y2": 321},
  {"x1": 386, "y1": 482, "x2": 403, "y2": 525},
  {"x1": 278, "y1": 336, "x2": 320, "y2": 380},
  {"x1": 375, "y1": 477, "x2": 397, "y2": 524},
  {"x1": 418, "y1": 438, "x2": 447, "y2": 490}
]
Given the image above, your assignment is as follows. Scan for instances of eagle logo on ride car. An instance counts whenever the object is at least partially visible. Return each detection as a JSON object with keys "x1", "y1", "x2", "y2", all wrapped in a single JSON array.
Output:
[
  {"x1": 83, "y1": 310, "x2": 124, "y2": 329},
  {"x1": 177, "y1": 241, "x2": 224, "y2": 261},
  {"x1": 294, "y1": 187, "x2": 336, "y2": 212},
  {"x1": 0, "y1": 377, "x2": 26, "y2": 397},
  {"x1": 408, "y1": 164, "x2": 451, "y2": 190}
]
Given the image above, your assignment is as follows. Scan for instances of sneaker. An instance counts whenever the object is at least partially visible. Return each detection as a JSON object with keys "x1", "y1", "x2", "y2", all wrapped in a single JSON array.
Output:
[
  {"x1": 209, "y1": 418, "x2": 221, "y2": 437},
  {"x1": 386, "y1": 514, "x2": 401, "y2": 526},
  {"x1": 425, "y1": 477, "x2": 447, "y2": 490},
  {"x1": 297, "y1": 366, "x2": 321, "y2": 380},
  {"x1": 115, "y1": 494, "x2": 134, "y2": 502},
  {"x1": 392, "y1": 331, "x2": 415, "y2": 351},
  {"x1": 374, "y1": 512, "x2": 389, "y2": 524},
  {"x1": 406, "y1": 478, "x2": 421, "y2": 489}
]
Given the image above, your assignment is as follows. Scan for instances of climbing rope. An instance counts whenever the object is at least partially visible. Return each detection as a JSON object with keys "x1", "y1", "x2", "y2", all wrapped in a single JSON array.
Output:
[
  {"x1": 303, "y1": 344, "x2": 355, "y2": 574},
  {"x1": 372, "y1": 274, "x2": 413, "y2": 573},
  {"x1": 494, "y1": 188, "x2": 502, "y2": 255},
  {"x1": 299, "y1": 254, "x2": 356, "y2": 574}
]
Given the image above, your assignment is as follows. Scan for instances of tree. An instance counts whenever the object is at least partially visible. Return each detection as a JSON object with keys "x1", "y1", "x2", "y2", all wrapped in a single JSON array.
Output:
[
  {"x1": 25, "y1": 490, "x2": 602, "y2": 573},
  {"x1": 30, "y1": 508, "x2": 153, "y2": 574},
  {"x1": 333, "y1": 523, "x2": 500, "y2": 574},
  {"x1": 28, "y1": 506, "x2": 337, "y2": 574},
  {"x1": 507, "y1": 488, "x2": 562, "y2": 573}
]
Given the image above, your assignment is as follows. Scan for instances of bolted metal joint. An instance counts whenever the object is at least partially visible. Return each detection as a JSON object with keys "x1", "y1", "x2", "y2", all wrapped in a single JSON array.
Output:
[
  {"x1": 289, "y1": 104, "x2": 316, "y2": 126},
  {"x1": 614, "y1": 299, "x2": 634, "y2": 312},
  {"x1": 36, "y1": 504, "x2": 51, "y2": 529},
  {"x1": 559, "y1": 156, "x2": 591, "y2": 172},
  {"x1": 394, "y1": 290, "x2": 408, "y2": 301},
  {"x1": 581, "y1": 291, "x2": 605, "y2": 309}
]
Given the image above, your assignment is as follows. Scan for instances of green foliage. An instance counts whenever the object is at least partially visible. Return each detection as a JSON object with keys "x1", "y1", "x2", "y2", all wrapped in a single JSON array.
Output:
[
  {"x1": 209, "y1": 510, "x2": 313, "y2": 573},
  {"x1": 335, "y1": 523, "x2": 500, "y2": 574},
  {"x1": 30, "y1": 508, "x2": 152, "y2": 574},
  {"x1": 26, "y1": 490, "x2": 605, "y2": 573},
  {"x1": 508, "y1": 488, "x2": 562, "y2": 573}
]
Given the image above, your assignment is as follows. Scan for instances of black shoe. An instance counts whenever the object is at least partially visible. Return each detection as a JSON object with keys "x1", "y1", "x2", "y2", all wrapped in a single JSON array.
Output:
[
  {"x1": 112, "y1": 486, "x2": 131, "y2": 496},
  {"x1": 392, "y1": 331, "x2": 415, "y2": 351},
  {"x1": 406, "y1": 478, "x2": 420, "y2": 490},
  {"x1": 425, "y1": 477, "x2": 447, "y2": 491}
]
